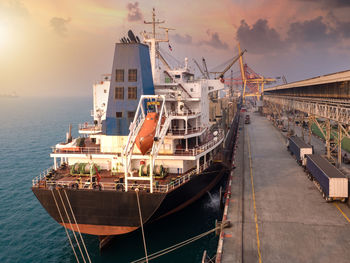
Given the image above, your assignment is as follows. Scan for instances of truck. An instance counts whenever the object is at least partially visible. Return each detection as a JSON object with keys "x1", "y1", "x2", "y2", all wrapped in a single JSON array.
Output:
[
  {"x1": 305, "y1": 154, "x2": 348, "y2": 202},
  {"x1": 245, "y1": 115, "x2": 250, "y2": 124},
  {"x1": 287, "y1": 136, "x2": 313, "y2": 166}
]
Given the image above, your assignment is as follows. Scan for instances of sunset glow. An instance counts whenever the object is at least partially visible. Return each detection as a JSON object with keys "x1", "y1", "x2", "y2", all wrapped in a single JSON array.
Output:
[
  {"x1": 0, "y1": 0, "x2": 349, "y2": 97},
  {"x1": 0, "y1": 22, "x2": 10, "y2": 49}
]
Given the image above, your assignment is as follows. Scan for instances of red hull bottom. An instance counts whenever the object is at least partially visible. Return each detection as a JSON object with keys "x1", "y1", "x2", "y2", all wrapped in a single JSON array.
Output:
[{"x1": 59, "y1": 222, "x2": 138, "y2": 236}]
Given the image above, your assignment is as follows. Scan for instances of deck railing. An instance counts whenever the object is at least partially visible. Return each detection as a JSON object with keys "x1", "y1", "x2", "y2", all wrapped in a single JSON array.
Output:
[
  {"x1": 32, "y1": 161, "x2": 211, "y2": 193},
  {"x1": 51, "y1": 130, "x2": 223, "y2": 157},
  {"x1": 174, "y1": 131, "x2": 224, "y2": 156},
  {"x1": 168, "y1": 127, "x2": 202, "y2": 135},
  {"x1": 169, "y1": 111, "x2": 200, "y2": 117},
  {"x1": 32, "y1": 166, "x2": 54, "y2": 187},
  {"x1": 78, "y1": 123, "x2": 102, "y2": 133},
  {"x1": 51, "y1": 146, "x2": 101, "y2": 155}
]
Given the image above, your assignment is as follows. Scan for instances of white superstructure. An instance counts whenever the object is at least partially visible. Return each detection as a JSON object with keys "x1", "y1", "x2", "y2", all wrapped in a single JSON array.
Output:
[{"x1": 52, "y1": 10, "x2": 228, "y2": 193}]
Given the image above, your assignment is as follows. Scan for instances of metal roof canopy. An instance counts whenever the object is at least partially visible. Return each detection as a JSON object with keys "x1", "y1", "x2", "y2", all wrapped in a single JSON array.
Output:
[{"x1": 265, "y1": 69, "x2": 350, "y2": 92}]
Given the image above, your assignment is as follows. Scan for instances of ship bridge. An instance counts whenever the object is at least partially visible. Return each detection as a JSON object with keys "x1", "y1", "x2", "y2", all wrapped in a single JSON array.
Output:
[{"x1": 263, "y1": 69, "x2": 350, "y2": 165}]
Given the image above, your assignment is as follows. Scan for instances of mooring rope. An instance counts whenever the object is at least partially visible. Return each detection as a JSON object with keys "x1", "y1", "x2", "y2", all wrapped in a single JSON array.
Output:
[
  {"x1": 57, "y1": 189, "x2": 87, "y2": 263},
  {"x1": 51, "y1": 189, "x2": 80, "y2": 263},
  {"x1": 131, "y1": 221, "x2": 230, "y2": 263},
  {"x1": 63, "y1": 190, "x2": 92, "y2": 263},
  {"x1": 135, "y1": 188, "x2": 149, "y2": 263}
]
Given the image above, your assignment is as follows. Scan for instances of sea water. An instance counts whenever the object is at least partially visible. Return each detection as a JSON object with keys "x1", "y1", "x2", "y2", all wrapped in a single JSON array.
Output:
[{"x1": 0, "y1": 97, "x2": 223, "y2": 263}]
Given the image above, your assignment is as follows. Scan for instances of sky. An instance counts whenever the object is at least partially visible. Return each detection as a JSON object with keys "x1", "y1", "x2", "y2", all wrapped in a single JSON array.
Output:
[{"x1": 0, "y1": 0, "x2": 350, "y2": 97}]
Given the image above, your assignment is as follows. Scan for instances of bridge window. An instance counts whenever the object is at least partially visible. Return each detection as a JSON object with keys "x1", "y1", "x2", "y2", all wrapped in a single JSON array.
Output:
[
  {"x1": 116, "y1": 69, "x2": 124, "y2": 82},
  {"x1": 127, "y1": 111, "x2": 135, "y2": 119},
  {"x1": 116, "y1": 112, "x2": 123, "y2": 118},
  {"x1": 128, "y1": 86, "x2": 137, "y2": 100},
  {"x1": 128, "y1": 69, "x2": 137, "y2": 82},
  {"x1": 115, "y1": 87, "x2": 124, "y2": 100}
]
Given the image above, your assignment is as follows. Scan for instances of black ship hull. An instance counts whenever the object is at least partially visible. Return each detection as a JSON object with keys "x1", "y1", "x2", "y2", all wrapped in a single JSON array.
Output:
[{"x1": 32, "y1": 162, "x2": 227, "y2": 236}]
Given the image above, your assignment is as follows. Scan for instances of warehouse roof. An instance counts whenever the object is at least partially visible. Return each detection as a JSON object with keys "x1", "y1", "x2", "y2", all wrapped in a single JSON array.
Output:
[{"x1": 265, "y1": 69, "x2": 350, "y2": 92}]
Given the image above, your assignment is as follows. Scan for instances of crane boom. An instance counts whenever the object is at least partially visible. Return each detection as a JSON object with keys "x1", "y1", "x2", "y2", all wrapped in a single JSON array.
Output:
[
  {"x1": 156, "y1": 50, "x2": 171, "y2": 71},
  {"x1": 217, "y1": 48, "x2": 246, "y2": 79},
  {"x1": 238, "y1": 43, "x2": 246, "y2": 81},
  {"x1": 202, "y1": 58, "x2": 210, "y2": 79},
  {"x1": 193, "y1": 59, "x2": 207, "y2": 79}
]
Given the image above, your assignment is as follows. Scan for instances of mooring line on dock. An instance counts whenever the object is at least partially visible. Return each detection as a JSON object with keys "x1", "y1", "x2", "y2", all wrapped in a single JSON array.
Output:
[
  {"x1": 247, "y1": 130, "x2": 262, "y2": 263},
  {"x1": 334, "y1": 203, "x2": 350, "y2": 224}
]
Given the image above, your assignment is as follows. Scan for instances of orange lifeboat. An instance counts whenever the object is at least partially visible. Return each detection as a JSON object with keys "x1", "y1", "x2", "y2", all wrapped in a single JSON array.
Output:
[{"x1": 135, "y1": 112, "x2": 159, "y2": 155}]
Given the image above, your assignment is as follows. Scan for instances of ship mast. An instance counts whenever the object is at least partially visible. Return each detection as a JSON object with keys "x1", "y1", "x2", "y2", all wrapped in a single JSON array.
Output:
[{"x1": 142, "y1": 8, "x2": 172, "y2": 81}]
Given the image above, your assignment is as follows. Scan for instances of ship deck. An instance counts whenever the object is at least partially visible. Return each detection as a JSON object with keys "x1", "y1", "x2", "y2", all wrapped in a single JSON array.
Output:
[{"x1": 33, "y1": 162, "x2": 214, "y2": 193}]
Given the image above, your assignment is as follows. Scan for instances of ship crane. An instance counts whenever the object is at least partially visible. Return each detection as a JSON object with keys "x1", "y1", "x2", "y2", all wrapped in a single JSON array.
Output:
[
  {"x1": 216, "y1": 49, "x2": 246, "y2": 80},
  {"x1": 193, "y1": 59, "x2": 208, "y2": 79},
  {"x1": 202, "y1": 58, "x2": 210, "y2": 79}
]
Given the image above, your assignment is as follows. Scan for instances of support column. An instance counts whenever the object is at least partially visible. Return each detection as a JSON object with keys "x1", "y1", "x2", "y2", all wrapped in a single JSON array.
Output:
[
  {"x1": 185, "y1": 119, "x2": 188, "y2": 135},
  {"x1": 185, "y1": 139, "x2": 188, "y2": 151},
  {"x1": 124, "y1": 157, "x2": 128, "y2": 192},
  {"x1": 326, "y1": 119, "x2": 331, "y2": 159},
  {"x1": 338, "y1": 122, "x2": 342, "y2": 166},
  {"x1": 301, "y1": 115, "x2": 305, "y2": 141},
  {"x1": 293, "y1": 110, "x2": 296, "y2": 135},
  {"x1": 196, "y1": 159, "x2": 200, "y2": 173},
  {"x1": 308, "y1": 116, "x2": 312, "y2": 145},
  {"x1": 54, "y1": 157, "x2": 57, "y2": 170},
  {"x1": 149, "y1": 156, "x2": 153, "y2": 193}
]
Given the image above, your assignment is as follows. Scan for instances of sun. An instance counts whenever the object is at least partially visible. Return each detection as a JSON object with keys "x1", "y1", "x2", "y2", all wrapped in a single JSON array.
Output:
[{"x1": 0, "y1": 22, "x2": 10, "y2": 49}]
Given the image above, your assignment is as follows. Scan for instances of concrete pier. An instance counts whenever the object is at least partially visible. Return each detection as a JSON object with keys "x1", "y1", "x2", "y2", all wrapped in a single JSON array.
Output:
[{"x1": 218, "y1": 111, "x2": 350, "y2": 263}]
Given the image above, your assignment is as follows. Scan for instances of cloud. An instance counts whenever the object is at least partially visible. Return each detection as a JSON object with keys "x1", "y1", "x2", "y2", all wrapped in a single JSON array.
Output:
[
  {"x1": 172, "y1": 34, "x2": 192, "y2": 45},
  {"x1": 50, "y1": 17, "x2": 71, "y2": 37},
  {"x1": 287, "y1": 16, "x2": 339, "y2": 46},
  {"x1": 202, "y1": 31, "x2": 228, "y2": 50},
  {"x1": 0, "y1": 0, "x2": 29, "y2": 18},
  {"x1": 236, "y1": 19, "x2": 285, "y2": 54},
  {"x1": 336, "y1": 21, "x2": 350, "y2": 38},
  {"x1": 298, "y1": 0, "x2": 350, "y2": 8},
  {"x1": 127, "y1": 2, "x2": 143, "y2": 22}
]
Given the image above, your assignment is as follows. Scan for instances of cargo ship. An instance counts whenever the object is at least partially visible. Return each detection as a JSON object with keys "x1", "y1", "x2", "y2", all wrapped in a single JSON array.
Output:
[{"x1": 32, "y1": 10, "x2": 239, "y2": 247}]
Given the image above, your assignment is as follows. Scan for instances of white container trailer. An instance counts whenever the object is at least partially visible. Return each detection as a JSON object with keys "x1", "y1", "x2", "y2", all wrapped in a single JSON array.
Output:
[
  {"x1": 306, "y1": 154, "x2": 348, "y2": 202},
  {"x1": 287, "y1": 136, "x2": 313, "y2": 166}
]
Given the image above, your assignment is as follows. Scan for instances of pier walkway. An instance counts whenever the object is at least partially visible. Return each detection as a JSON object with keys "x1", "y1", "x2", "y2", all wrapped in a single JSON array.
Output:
[{"x1": 219, "y1": 110, "x2": 350, "y2": 263}]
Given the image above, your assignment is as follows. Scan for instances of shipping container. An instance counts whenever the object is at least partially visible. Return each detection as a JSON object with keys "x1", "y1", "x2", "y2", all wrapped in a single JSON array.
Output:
[
  {"x1": 306, "y1": 154, "x2": 348, "y2": 202},
  {"x1": 287, "y1": 136, "x2": 313, "y2": 166}
]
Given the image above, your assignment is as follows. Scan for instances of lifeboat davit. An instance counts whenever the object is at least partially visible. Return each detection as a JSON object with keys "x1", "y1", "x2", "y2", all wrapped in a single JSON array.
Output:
[{"x1": 135, "y1": 112, "x2": 159, "y2": 155}]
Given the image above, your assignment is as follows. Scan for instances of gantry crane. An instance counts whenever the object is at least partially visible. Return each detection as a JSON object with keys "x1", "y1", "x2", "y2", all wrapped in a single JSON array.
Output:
[{"x1": 237, "y1": 43, "x2": 275, "y2": 102}]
